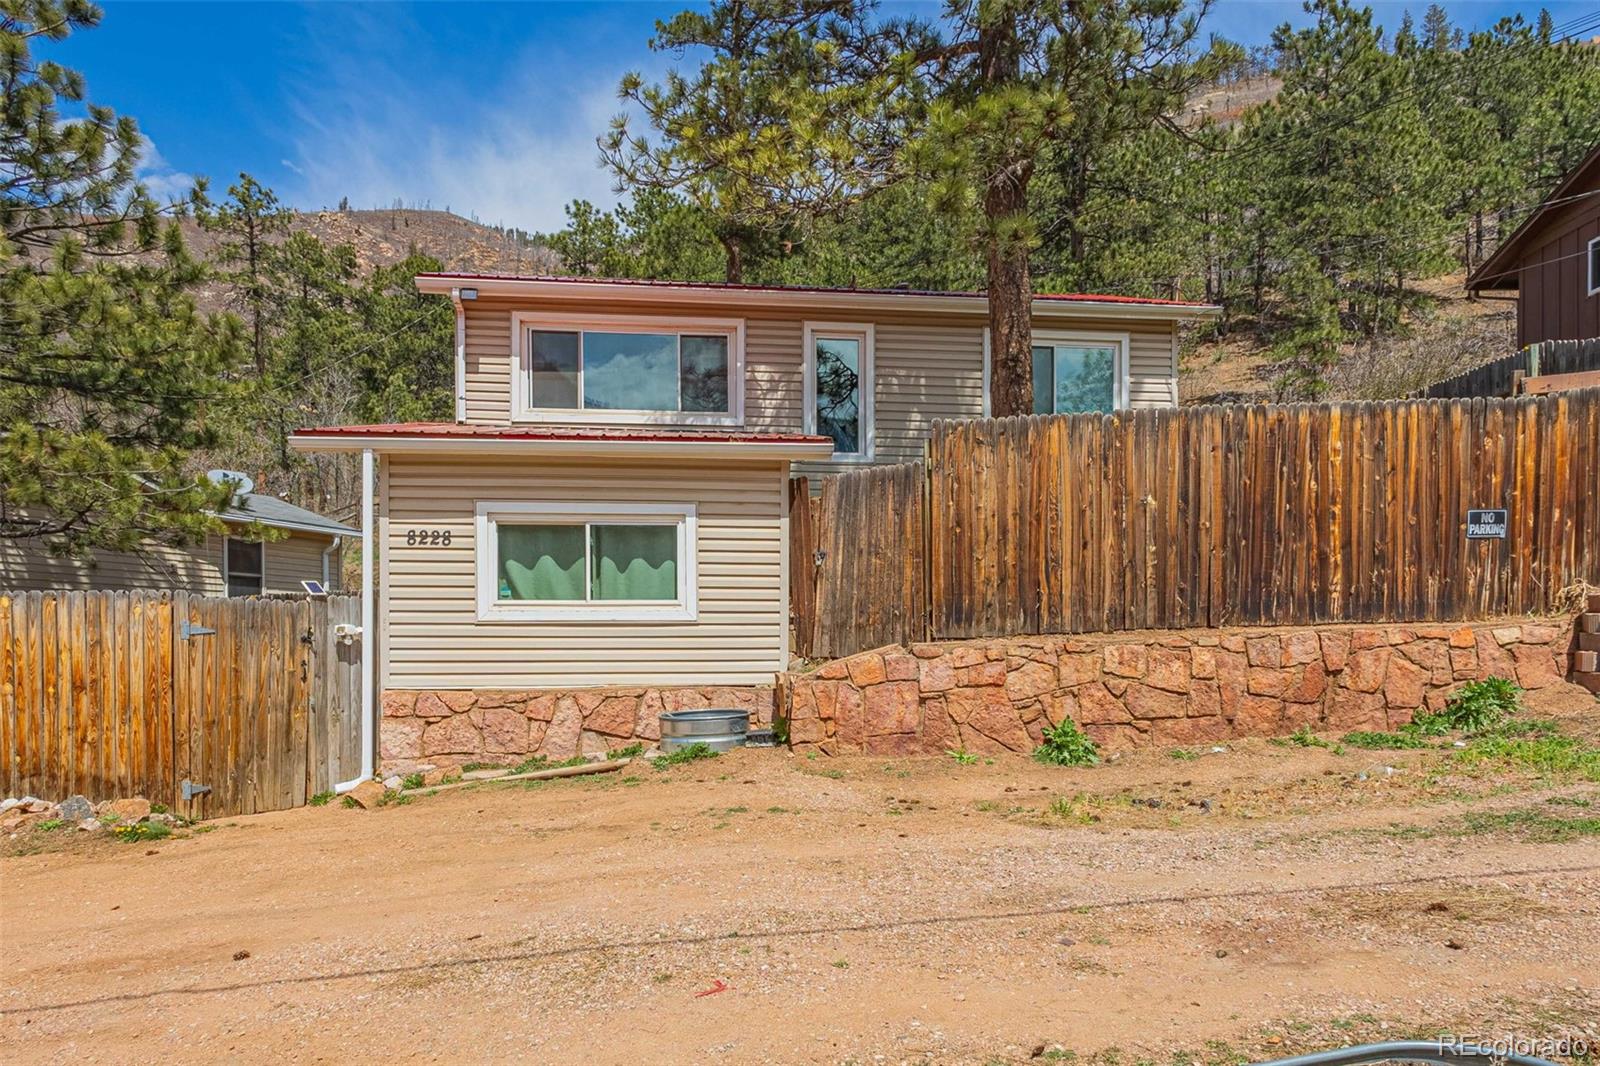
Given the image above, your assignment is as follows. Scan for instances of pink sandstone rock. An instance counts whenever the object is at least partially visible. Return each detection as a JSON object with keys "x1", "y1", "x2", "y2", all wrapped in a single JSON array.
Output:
[
  {"x1": 864, "y1": 681, "x2": 921, "y2": 735},
  {"x1": 816, "y1": 659, "x2": 850, "y2": 680},
  {"x1": 1150, "y1": 715, "x2": 1232, "y2": 746},
  {"x1": 585, "y1": 695, "x2": 638, "y2": 737},
  {"x1": 1214, "y1": 649, "x2": 1248, "y2": 692},
  {"x1": 1492, "y1": 626, "x2": 1522, "y2": 646},
  {"x1": 1190, "y1": 646, "x2": 1217, "y2": 681},
  {"x1": 475, "y1": 690, "x2": 526, "y2": 711},
  {"x1": 1246, "y1": 667, "x2": 1288, "y2": 698},
  {"x1": 380, "y1": 718, "x2": 424, "y2": 761},
  {"x1": 846, "y1": 653, "x2": 888, "y2": 687},
  {"x1": 439, "y1": 691, "x2": 477, "y2": 713},
  {"x1": 1145, "y1": 648, "x2": 1191, "y2": 694},
  {"x1": 414, "y1": 692, "x2": 453, "y2": 719},
  {"x1": 1004, "y1": 659, "x2": 1057, "y2": 703},
  {"x1": 956, "y1": 660, "x2": 1006, "y2": 687},
  {"x1": 921, "y1": 699, "x2": 957, "y2": 752},
  {"x1": 1280, "y1": 702, "x2": 1321, "y2": 730},
  {"x1": 1220, "y1": 634, "x2": 1247, "y2": 653},
  {"x1": 1073, "y1": 683, "x2": 1131, "y2": 725},
  {"x1": 961, "y1": 696, "x2": 1032, "y2": 751},
  {"x1": 1320, "y1": 632, "x2": 1351, "y2": 672},
  {"x1": 919, "y1": 658, "x2": 956, "y2": 694},
  {"x1": 910, "y1": 643, "x2": 945, "y2": 659},
  {"x1": 949, "y1": 645, "x2": 987, "y2": 668},
  {"x1": 1103, "y1": 644, "x2": 1148, "y2": 678},
  {"x1": 813, "y1": 680, "x2": 839, "y2": 720},
  {"x1": 834, "y1": 684, "x2": 864, "y2": 740},
  {"x1": 1188, "y1": 679, "x2": 1223, "y2": 717},
  {"x1": 421, "y1": 715, "x2": 481, "y2": 757},
  {"x1": 1124, "y1": 683, "x2": 1187, "y2": 720},
  {"x1": 1326, "y1": 689, "x2": 1387, "y2": 731},
  {"x1": 1387, "y1": 627, "x2": 1417, "y2": 645},
  {"x1": 1282, "y1": 631, "x2": 1322, "y2": 666},
  {"x1": 1343, "y1": 648, "x2": 1392, "y2": 693},
  {"x1": 543, "y1": 697, "x2": 582, "y2": 757},
  {"x1": 1349, "y1": 628, "x2": 1388, "y2": 650},
  {"x1": 526, "y1": 718, "x2": 549, "y2": 751},
  {"x1": 1511, "y1": 644, "x2": 1563, "y2": 689},
  {"x1": 525, "y1": 694, "x2": 559, "y2": 722},
  {"x1": 1449, "y1": 645, "x2": 1478, "y2": 680},
  {"x1": 884, "y1": 653, "x2": 920, "y2": 681},
  {"x1": 1474, "y1": 631, "x2": 1517, "y2": 680},
  {"x1": 1245, "y1": 635, "x2": 1281, "y2": 667},
  {"x1": 1520, "y1": 624, "x2": 1559, "y2": 645},
  {"x1": 480, "y1": 706, "x2": 529, "y2": 753},
  {"x1": 789, "y1": 715, "x2": 827, "y2": 745},
  {"x1": 1449, "y1": 626, "x2": 1477, "y2": 649},
  {"x1": 579, "y1": 731, "x2": 612, "y2": 756},
  {"x1": 1083, "y1": 723, "x2": 1146, "y2": 753},
  {"x1": 864, "y1": 733, "x2": 923, "y2": 757},
  {"x1": 1232, "y1": 696, "x2": 1283, "y2": 736},
  {"x1": 381, "y1": 691, "x2": 417, "y2": 717},
  {"x1": 1058, "y1": 652, "x2": 1100, "y2": 687},
  {"x1": 1400, "y1": 640, "x2": 1452, "y2": 685},
  {"x1": 635, "y1": 692, "x2": 664, "y2": 741},
  {"x1": 1285, "y1": 661, "x2": 1328, "y2": 703},
  {"x1": 1383, "y1": 656, "x2": 1428, "y2": 710}
]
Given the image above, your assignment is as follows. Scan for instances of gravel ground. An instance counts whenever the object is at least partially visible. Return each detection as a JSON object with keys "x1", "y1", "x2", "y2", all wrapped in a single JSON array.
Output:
[{"x1": 3, "y1": 684, "x2": 1598, "y2": 1065}]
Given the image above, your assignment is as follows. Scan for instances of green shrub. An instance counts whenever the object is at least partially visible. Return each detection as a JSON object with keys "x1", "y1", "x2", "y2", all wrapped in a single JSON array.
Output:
[
  {"x1": 605, "y1": 743, "x2": 646, "y2": 760},
  {"x1": 400, "y1": 772, "x2": 424, "y2": 791},
  {"x1": 308, "y1": 790, "x2": 334, "y2": 807},
  {"x1": 1033, "y1": 718, "x2": 1100, "y2": 767},
  {"x1": 1416, "y1": 676, "x2": 1521, "y2": 735},
  {"x1": 1341, "y1": 730, "x2": 1430, "y2": 750},
  {"x1": 946, "y1": 748, "x2": 979, "y2": 765},
  {"x1": 35, "y1": 818, "x2": 64, "y2": 832},
  {"x1": 1273, "y1": 725, "x2": 1332, "y2": 749},
  {"x1": 112, "y1": 822, "x2": 171, "y2": 843},
  {"x1": 653, "y1": 742, "x2": 720, "y2": 770}
]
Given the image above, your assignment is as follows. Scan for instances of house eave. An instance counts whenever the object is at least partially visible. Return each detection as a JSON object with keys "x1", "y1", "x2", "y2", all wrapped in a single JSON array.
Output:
[{"x1": 288, "y1": 434, "x2": 836, "y2": 461}]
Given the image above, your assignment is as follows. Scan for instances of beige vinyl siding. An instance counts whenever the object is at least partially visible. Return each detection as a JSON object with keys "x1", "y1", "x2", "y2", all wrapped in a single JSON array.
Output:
[
  {"x1": 458, "y1": 296, "x2": 1181, "y2": 464},
  {"x1": 1, "y1": 528, "x2": 338, "y2": 595},
  {"x1": 380, "y1": 455, "x2": 788, "y2": 689}
]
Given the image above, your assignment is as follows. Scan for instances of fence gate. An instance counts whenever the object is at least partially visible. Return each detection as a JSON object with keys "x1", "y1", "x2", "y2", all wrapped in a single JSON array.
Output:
[{"x1": 0, "y1": 590, "x2": 364, "y2": 818}]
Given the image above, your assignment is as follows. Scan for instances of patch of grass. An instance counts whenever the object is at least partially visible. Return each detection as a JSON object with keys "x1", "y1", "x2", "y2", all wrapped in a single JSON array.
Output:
[
  {"x1": 1436, "y1": 675, "x2": 1522, "y2": 733},
  {"x1": 400, "y1": 772, "x2": 425, "y2": 790},
  {"x1": 112, "y1": 821, "x2": 172, "y2": 843},
  {"x1": 1457, "y1": 808, "x2": 1600, "y2": 842},
  {"x1": 1033, "y1": 718, "x2": 1100, "y2": 767},
  {"x1": 149, "y1": 802, "x2": 169, "y2": 815},
  {"x1": 341, "y1": 796, "x2": 359, "y2": 809},
  {"x1": 512, "y1": 753, "x2": 589, "y2": 774},
  {"x1": 1342, "y1": 729, "x2": 1431, "y2": 750},
  {"x1": 606, "y1": 743, "x2": 646, "y2": 760},
  {"x1": 946, "y1": 748, "x2": 979, "y2": 765},
  {"x1": 308, "y1": 790, "x2": 334, "y2": 807},
  {"x1": 652, "y1": 742, "x2": 720, "y2": 771},
  {"x1": 1452, "y1": 733, "x2": 1600, "y2": 781},
  {"x1": 460, "y1": 761, "x2": 511, "y2": 773},
  {"x1": 831, "y1": 959, "x2": 849, "y2": 969},
  {"x1": 816, "y1": 768, "x2": 845, "y2": 780},
  {"x1": 35, "y1": 819, "x2": 64, "y2": 832},
  {"x1": 1047, "y1": 794, "x2": 1099, "y2": 825},
  {"x1": 1273, "y1": 725, "x2": 1332, "y2": 749},
  {"x1": 1167, "y1": 747, "x2": 1199, "y2": 761}
]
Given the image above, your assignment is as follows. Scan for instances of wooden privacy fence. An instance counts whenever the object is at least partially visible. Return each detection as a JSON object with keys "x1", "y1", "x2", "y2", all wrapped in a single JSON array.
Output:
[
  {"x1": 791, "y1": 389, "x2": 1600, "y2": 657},
  {"x1": 1418, "y1": 337, "x2": 1600, "y2": 399},
  {"x1": 0, "y1": 590, "x2": 364, "y2": 818}
]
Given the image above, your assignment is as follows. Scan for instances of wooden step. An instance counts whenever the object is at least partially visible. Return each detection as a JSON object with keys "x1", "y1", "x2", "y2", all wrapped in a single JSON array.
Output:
[
  {"x1": 1574, "y1": 650, "x2": 1599, "y2": 674},
  {"x1": 1582, "y1": 612, "x2": 1600, "y2": 635},
  {"x1": 1580, "y1": 632, "x2": 1600, "y2": 653}
]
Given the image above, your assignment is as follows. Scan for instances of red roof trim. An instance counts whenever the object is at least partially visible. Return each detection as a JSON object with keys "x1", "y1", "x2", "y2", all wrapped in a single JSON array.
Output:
[
  {"x1": 289, "y1": 422, "x2": 833, "y2": 446},
  {"x1": 414, "y1": 271, "x2": 1212, "y2": 309}
]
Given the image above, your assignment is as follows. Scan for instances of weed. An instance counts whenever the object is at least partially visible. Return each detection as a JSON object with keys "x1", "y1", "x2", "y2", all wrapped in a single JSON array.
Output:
[
  {"x1": 1438, "y1": 676, "x2": 1521, "y2": 732},
  {"x1": 149, "y1": 803, "x2": 169, "y2": 815},
  {"x1": 816, "y1": 768, "x2": 844, "y2": 780},
  {"x1": 1033, "y1": 718, "x2": 1100, "y2": 767},
  {"x1": 513, "y1": 754, "x2": 588, "y2": 774},
  {"x1": 1167, "y1": 747, "x2": 1199, "y2": 761},
  {"x1": 1457, "y1": 809, "x2": 1600, "y2": 842},
  {"x1": 770, "y1": 717, "x2": 790, "y2": 745},
  {"x1": 461, "y1": 761, "x2": 510, "y2": 773},
  {"x1": 831, "y1": 959, "x2": 849, "y2": 969},
  {"x1": 1274, "y1": 726, "x2": 1332, "y2": 749},
  {"x1": 1453, "y1": 734, "x2": 1600, "y2": 780},
  {"x1": 400, "y1": 772, "x2": 424, "y2": 790},
  {"x1": 308, "y1": 790, "x2": 334, "y2": 807},
  {"x1": 606, "y1": 743, "x2": 646, "y2": 760},
  {"x1": 341, "y1": 796, "x2": 359, "y2": 809},
  {"x1": 192, "y1": 824, "x2": 217, "y2": 834},
  {"x1": 766, "y1": 805, "x2": 793, "y2": 814},
  {"x1": 947, "y1": 748, "x2": 979, "y2": 765},
  {"x1": 112, "y1": 822, "x2": 171, "y2": 844},
  {"x1": 1342, "y1": 730, "x2": 1431, "y2": 750},
  {"x1": 653, "y1": 742, "x2": 719, "y2": 771},
  {"x1": 35, "y1": 819, "x2": 64, "y2": 832},
  {"x1": 1047, "y1": 795, "x2": 1098, "y2": 825},
  {"x1": 653, "y1": 972, "x2": 673, "y2": 984}
]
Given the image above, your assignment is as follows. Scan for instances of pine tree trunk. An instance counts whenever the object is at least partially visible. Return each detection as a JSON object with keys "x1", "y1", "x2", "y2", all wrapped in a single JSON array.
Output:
[
  {"x1": 722, "y1": 236, "x2": 744, "y2": 283},
  {"x1": 985, "y1": 163, "x2": 1035, "y2": 418}
]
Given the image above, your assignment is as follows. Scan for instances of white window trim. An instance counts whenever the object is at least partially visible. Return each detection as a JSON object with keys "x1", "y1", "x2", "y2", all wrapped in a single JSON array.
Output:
[
  {"x1": 802, "y1": 320, "x2": 875, "y2": 462},
  {"x1": 1588, "y1": 235, "x2": 1600, "y2": 297},
  {"x1": 1030, "y1": 329, "x2": 1132, "y2": 413},
  {"x1": 474, "y1": 501, "x2": 698, "y2": 623},
  {"x1": 222, "y1": 535, "x2": 266, "y2": 598},
  {"x1": 510, "y1": 311, "x2": 745, "y2": 426}
]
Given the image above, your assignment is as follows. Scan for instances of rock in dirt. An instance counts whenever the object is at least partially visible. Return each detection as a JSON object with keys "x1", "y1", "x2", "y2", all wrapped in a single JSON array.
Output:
[
  {"x1": 421, "y1": 768, "x2": 452, "y2": 787},
  {"x1": 77, "y1": 818, "x2": 101, "y2": 832},
  {"x1": 232, "y1": 949, "x2": 251, "y2": 961},
  {"x1": 108, "y1": 798, "x2": 151, "y2": 823},
  {"x1": 344, "y1": 780, "x2": 387, "y2": 809},
  {"x1": 57, "y1": 795, "x2": 93, "y2": 822},
  {"x1": 382, "y1": 775, "x2": 403, "y2": 790}
]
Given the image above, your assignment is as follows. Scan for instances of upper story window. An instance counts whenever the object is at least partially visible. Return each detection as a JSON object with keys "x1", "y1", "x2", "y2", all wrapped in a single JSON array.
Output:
[
  {"x1": 803, "y1": 321, "x2": 875, "y2": 460},
  {"x1": 1588, "y1": 235, "x2": 1599, "y2": 296},
  {"x1": 512, "y1": 313, "x2": 745, "y2": 425},
  {"x1": 1030, "y1": 331, "x2": 1129, "y2": 415}
]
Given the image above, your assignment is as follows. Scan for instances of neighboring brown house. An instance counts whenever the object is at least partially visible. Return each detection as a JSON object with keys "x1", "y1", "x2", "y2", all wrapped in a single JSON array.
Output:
[
  {"x1": 1468, "y1": 140, "x2": 1600, "y2": 347},
  {"x1": 1, "y1": 492, "x2": 355, "y2": 597}
]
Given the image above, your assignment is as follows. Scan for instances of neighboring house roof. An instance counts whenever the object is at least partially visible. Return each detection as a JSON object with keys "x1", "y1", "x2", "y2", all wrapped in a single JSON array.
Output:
[
  {"x1": 1467, "y1": 140, "x2": 1600, "y2": 292},
  {"x1": 221, "y1": 492, "x2": 357, "y2": 537},
  {"x1": 413, "y1": 272, "x2": 1221, "y2": 319},
  {"x1": 289, "y1": 422, "x2": 836, "y2": 459}
]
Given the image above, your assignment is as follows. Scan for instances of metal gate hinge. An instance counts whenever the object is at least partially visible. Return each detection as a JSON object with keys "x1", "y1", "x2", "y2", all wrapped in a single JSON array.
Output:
[
  {"x1": 181, "y1": 779, "x2": 211, "y2": 801},
  {"x1": 180, "y1": 620, "x2": 216, "y2": 640}
]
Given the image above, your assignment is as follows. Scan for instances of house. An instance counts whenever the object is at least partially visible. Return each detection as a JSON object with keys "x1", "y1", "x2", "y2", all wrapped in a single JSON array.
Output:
[
  {"x1": 1, "y1": 490, "x2": 355, "y2": 597},
  {"x1": 288, "y1": 274, "x2": 1217, "y2": 768},
  {"x1": 1467, "y1": 140, "x2": 1600, "y2": 348}
]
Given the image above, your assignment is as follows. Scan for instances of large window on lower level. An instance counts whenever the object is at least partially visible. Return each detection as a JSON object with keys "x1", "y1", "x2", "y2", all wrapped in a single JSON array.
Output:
[
  {"x1": 1030, "y1": 332, "x2": 1129, "y2": 415},
  {"x1": 513, "y1": 313, "x2": 744, "y2": 425},
  {"x1": 475, "y1": 502, "x2": 697, "y2": 621}
]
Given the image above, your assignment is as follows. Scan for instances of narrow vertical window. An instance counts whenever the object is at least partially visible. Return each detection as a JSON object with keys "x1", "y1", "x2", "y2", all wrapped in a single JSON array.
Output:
[
  {"x1": 1588, "y1": 235, "x2": 1599, "y2": 296},
  {"x1": 804, "y1": 323, "x2": 874, "y2": 458},
  {"x1": 225, "y1": 537, "x2": 264, "y2": 597}
]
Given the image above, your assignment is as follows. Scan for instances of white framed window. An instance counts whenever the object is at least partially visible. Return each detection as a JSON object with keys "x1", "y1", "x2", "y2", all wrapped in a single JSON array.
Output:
[
  {"x1": 1588, "y1": 235, "x2": 1599, "y2": 297},
  {"x1": 224, "y1": 536, "x2": 265, "y2": 598},
  {"x1": 803, "y1": 321, "x2": 874, "y2": 460},
  {"x1": 510, "y1": 312, "x2": 745, "y2": 426},
  {"x1": 1030, "y1": 330, "x2": 1131, "y2": 415},
  {"x1": 474, "y1": 502, "x2": 698, "y2": 622}
]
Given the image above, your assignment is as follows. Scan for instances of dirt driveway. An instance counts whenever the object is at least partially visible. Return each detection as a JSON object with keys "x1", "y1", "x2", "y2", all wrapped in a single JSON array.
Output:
[{"x1": 4, "y1": 685, "x2": 1599, "y2": 1065}]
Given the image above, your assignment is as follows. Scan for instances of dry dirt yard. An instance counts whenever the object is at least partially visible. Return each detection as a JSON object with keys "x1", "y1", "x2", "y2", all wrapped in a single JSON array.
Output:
[{"x1": 4, "y1": 684, "x2": 1599, "y2": 1066}]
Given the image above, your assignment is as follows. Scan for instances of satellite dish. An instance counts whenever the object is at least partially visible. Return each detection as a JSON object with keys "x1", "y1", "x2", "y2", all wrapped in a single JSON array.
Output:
[{"x1": 206, "y1": 469, "x2": 256, "y2": 496}]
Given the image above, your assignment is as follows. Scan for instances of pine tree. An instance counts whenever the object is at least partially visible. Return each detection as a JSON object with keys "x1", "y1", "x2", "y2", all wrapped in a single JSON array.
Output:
[
  {"x1": 200, "y1": 174, "x2": 291, "y2": 374},
  {"x1": 0, "y1": 0, "x2": 244, "y2": 553}
]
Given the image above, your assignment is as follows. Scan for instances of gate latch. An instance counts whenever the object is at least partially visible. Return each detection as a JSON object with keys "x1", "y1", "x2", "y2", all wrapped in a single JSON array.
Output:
[
  {"x1": 181, "y1": 779, "x2": 212, "y2": 801},
  {"x1": 180, "y1": 620, "x2": 216, "y2": 640}
]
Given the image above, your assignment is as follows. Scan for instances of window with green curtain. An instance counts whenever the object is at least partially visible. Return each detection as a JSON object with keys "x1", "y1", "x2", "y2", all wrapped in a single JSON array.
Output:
[
  {"x1": 590, "y1": 524, "x2": 678, "y2": 601},
  {"x1": 498, "y1": 524, "x2": 585, "y2": 601}
]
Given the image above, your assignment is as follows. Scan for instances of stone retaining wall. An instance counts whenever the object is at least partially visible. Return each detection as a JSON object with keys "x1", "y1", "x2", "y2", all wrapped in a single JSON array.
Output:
[
  {"x1": 379, "y1": 686, "x2": 775, "y2": 770},
  {"x1": 780, "y1": 620, "x2": 1572, "y2": 756}
]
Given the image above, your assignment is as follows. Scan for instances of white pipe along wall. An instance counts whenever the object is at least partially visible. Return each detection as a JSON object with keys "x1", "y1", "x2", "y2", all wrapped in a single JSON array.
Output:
[{"x1": 336, "y1": 448, "x2": 377, "y2": 792}]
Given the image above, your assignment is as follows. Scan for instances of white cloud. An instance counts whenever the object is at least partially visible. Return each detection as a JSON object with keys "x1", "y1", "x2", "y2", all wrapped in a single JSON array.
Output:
[
  {"x1": 274, "y1": 7, "x2": 656, "y2": 233},
  {"x1": 136, "y1": 136, "x2": 197, "y2": 205}
]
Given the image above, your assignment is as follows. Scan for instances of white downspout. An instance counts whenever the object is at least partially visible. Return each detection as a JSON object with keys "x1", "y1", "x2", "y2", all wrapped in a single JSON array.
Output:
[
  {"x1": 452, "y1": 288, "x2": 467, "y2": 423},
  {"x1": 336, "y1": 448, "x2": 377, "y2": 792},
  {"x1": 321, "y1": 534, "x2": 342, "y2": 590}
]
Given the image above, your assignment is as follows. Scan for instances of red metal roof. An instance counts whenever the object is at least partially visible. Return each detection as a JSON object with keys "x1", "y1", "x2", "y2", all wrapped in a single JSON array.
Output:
[
  {"x1": 415, "y1": 271, "x2": 1212, "y2": 308},
  {"x1": 290, "y1": 422, "x2": 833, "y2": 446}
]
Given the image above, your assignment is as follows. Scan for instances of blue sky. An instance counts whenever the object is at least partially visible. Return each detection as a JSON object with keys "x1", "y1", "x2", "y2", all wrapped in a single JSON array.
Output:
[{"x1": 53, "y1": 0, "x2": 1599, "y2": 234}]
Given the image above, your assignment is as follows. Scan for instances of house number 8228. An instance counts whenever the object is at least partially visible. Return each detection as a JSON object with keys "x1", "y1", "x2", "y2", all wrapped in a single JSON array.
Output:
[{"x1": 405, "y1": 529, "x2": 452, "y2": 546}]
